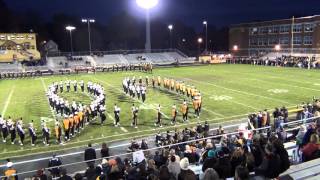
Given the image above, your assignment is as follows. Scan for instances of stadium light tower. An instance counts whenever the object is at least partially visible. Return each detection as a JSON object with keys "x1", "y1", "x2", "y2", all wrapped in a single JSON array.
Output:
[
  {"x1": 82, "y1": 18, "x2": 95, "y2": 54},
  {"x1": 65, "y1": 26, "x2": 76, "y2": 54},
  {"x1": 203, "y1": 21, "x2": 208, "y2": 52},
  {"x1": 233, "y1": 45, "x2": 238, "y2": 51},
  {"x1": 136, "y1": 0, "x2": 159, "y2": 53},
  {"x1": 168, "y1": 24, "x2": 173, "y2": 49},
  {"x1": 198, "y1": 38, "x2": 203, "y2": 60}
]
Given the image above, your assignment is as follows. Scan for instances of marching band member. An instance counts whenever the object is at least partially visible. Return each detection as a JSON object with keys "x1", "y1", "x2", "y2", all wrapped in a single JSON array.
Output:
[
  {"x1": 181, "y1": 100, "x2": 188, "y2": 122},
  {"x1": 80, "y1": 80, "x2": 85, "y2": 92},
  {"x1": 1, "y1": 117, "x2": 8, "y2": 143},
  {"x1": 42, "y1": 123, "x2": 50, "y2": 146},
  {"x1": 131, "y1": 104, "x2": 139, "y2": 128},
  {"x1": 66, "y1": 80, "x2": 71, "y2": 92},
  {"x1": 55, "y1": 120, "x2": 62, "y2": 144},
  {"x1": 59, "y1": 80, "x2": 63, "y2": 93},
  {"x1": 7, "y1": 117, "x2": 16, "y2": 145},
  {"x1": 28, "y1": 121, "x2": 37, "y2": 146},
  {"x1": 141, "y1": 86, "x2": 146, "y2": 103},
  {"x1": 17, "y1": 118, "x2": 25, "y2": 146},
  {"x1": 63, "y1": 115, "x2": 70, "y2": 141},
  {"x1": 155, "y1": 104, "x2": 162, "y2": 127},
  {"x1": 114, "y1": 104, "x2": 121, "y2": 127},
  {"x1": 171, "y1": 104, "x2": 177, "y2": 125}
]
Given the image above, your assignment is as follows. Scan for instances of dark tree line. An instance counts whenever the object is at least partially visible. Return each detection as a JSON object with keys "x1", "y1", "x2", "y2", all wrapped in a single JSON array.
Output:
[{"x1": 0, "y1": 0, "x2": 228, "y2": 56}]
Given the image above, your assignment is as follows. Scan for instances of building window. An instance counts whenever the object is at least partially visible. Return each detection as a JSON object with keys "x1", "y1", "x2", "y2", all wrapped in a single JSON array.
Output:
[
  {"x1": 258, "y1": 38, "x2": 264, "y2": 46},
  {"x1": 293, "y1": 36, "x2": 302, "y2": 45},
  {"x1": 279, "y1": 25, "x2": 290, "y2": 33},
  {"x1": 304, "y1": 23, "x2": 314, "y2": 32},
  {"x1": 293, "y1": 24, "x2": 302, "y2": 33},
  {"x1": 250, "y1": 27, "x2": 258, "y2": 35},
  {"x1": 250, "y1": 38, "x2": 258, "y2": 46},
  {"x1": 303, "y1": 36, "x2": 313, "y2": 45},
  {"x1": 259, "y1": 27, "x2": 268, "y2": 34},
  {"x1": 280, "y1": 37, "x2": 289, "y2": 45},
  {"x1": 268, "y1": 26, "x2": 279, "y2": 34},
  {"x1": 268, "y1": 37, "x2": 278, "y2": 45}
]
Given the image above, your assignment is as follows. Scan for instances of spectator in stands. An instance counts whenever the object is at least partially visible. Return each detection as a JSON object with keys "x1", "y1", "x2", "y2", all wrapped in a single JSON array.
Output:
[
  {"x1": 270, "y1": 136, "x2": 290, "y2": 173},
  {"x1": 214, "y1": 150, "x2": 232, "y2": 178},
  {"x1": 167, "y1": 155, "x2": 181, "y2": 179},
  {"x1": 183, "y1": 145, "x2": 198, "y2": 164},
  {"x1": 4, "y1": 160, "x2": 18, "y2": 180},
  {"x1": 230, "y1": 147, "x2": 245, "y2": 175},
  {"x1": 84, "y1": 143, "x2": 97, "y2": 167},
  {"x1": 201, "y1": 168, "x2": 219, "y2": 180},
  {"x1": 255, "y1": 143, "x2": 281, "y2": 179},
  {"x1": 235, "y1": 165, "x2": 249, "y2": 180},
  {"x1": 146, "y1": 159, "x2": 159, "y2": 177},
  {"x1": 34, "y1": 169, "x2": 48, "y2": 180},
  {"x1": 100, "y1": 142, "x2": 109, "y2": 159},
  {"x1": 74, "y1": 173, "x2": 83, "y2": 180},
  {"x1": 48, "y1": 154, "x2": 62, "y2": 178},
  {"x1": 84, "y1": 163, "x2": 97, "y2": 180},
  {"x1": 302, "y1": 134, "x2": 320, "y2": 162},
  {"x1": 202, "y1": 149, "x2": 217, "y2": 172},
  {"x1": 59, "y1": 168, "x2": 72, "y2": 180},
  {"x1": 159, "y1": 165, "x2": 175, "y2": 180},
  {"x1": 178, "y1": 158, "x2": 196, "y2": 180}
]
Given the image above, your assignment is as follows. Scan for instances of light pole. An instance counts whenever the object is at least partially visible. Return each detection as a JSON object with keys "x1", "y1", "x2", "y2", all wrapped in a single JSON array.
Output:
[
  {"x1": 203, "y1": 21, "x2": 208, "y2": 52},
  {"x1": 198, "y1": 38, "x2": 203, "y2": 60},
  {"x1": 82, "y1": 18, "x2": 95, "y2": 54},
  {"x1": 65, "y1": 26, "x2": 76, "y2": 54},
  {"x1": 233, "y1": 45, "x2": 238, "y2": 64},
  {"x1": 136, "y1": 0, "x2": 159, "y2": 53},
  {"x1": 168, "y1": 24, "x2": 173, "y2": 49}
]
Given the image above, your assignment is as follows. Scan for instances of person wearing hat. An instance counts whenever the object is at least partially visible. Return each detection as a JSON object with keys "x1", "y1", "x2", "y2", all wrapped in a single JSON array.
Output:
[
  {"x1": 28, "y1": 121, "x2": 37, "y2": 146},
  {"x1": 171, "y1": 104, "x2": 178, "y2": 125},
  {"x1": 202, "y1": 149, "x2": 217, "y2": 172},
  {"x1": 7, "y1": 117, "x2": 16, "y2": 145},
  {"x1": 181, "y1": 100, "x2": 188, "y2": 122},
  {"x1": 1, "y1": 117, "x2": 8, "y2": 143},
  {"x1": 4, "y1": 160, "x2": 18, "y2": 180},
  {"x1": 155, "y1": 104, "x2": 162, "y2": 127},
  {"x1": 114, "y1": 104, "x2": 121, "y2": 127},
  {"x1": 74, "y1": 112, "x2": 80, "y2": 133},
  {"x1": 55, "y1": 120, "x2": 62, "y2": 144},
  {"x1": 178, "y1": 158, "x2": 196, "y2": 180},
  {"x1": 42, "y1": 123, "x2": 50, "y2": 146},
  {"x1": 16, "y1": 118, "x2": 25, "y2": 146},
  {"x1": 68, "y1": 114, "x2": 75, "y2": 137},
  {"x1": 63, "y1": 115, "x2": 70, "y2": 141}
]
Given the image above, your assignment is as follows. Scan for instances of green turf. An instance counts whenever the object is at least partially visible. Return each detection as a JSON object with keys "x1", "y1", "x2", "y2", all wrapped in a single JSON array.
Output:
[{"x1": 0, "y1": 64, "x2": 319, "y2": 159}]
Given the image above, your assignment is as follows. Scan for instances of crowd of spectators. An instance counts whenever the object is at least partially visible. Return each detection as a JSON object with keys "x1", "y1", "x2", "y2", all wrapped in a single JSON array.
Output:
[
  {"x1": 3, "y1": 110, "x2": 320, "y2": 180},
  {"x1": 227, "y1": 55, "x2": 320, "y2": 69}
]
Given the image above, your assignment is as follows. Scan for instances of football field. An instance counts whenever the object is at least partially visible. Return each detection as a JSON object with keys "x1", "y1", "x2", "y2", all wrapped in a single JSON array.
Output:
[{"x1": 0, "y1": 64, "x2": 319, "y2": 159}]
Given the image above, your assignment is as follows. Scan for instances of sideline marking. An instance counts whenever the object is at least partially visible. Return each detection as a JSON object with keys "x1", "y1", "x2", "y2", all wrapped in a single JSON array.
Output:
[
  {"x1": 2, "y1": 86, "x2": 15, "y2": 117},
  {"x1": 40, "y1": 78, "x2": 56, "y2": 119}
]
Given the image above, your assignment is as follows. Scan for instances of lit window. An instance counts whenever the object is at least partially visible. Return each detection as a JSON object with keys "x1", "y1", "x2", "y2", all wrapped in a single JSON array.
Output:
[
  {"x1": 279, "y1": 25, "x2": 290, "y2": 33},
  {"x1": 304, "y1": 23, "x2": 314, "y2": 32},
  {"x1": 280, "y1": 37, "x2": 289, "y2": 45}
]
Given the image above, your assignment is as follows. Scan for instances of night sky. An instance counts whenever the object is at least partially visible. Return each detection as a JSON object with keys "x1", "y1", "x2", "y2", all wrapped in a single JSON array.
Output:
[{"x1": 4, "y1": 0, "x2": 320, "y2": 30}]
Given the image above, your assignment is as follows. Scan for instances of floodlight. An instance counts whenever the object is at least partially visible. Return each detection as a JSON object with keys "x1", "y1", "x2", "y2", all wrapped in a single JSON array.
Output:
[
  {"x1": 275, "y1": 44, "x2": 281, "y2": 51},
  {"x1": 136, "y1": 0, "x2": 159, "y2": 9},
  {"x1": 168, "y1": 24, "x2": 173, "y2": 30},
  {"x1": 233, "y1": 45, "x2": 238, "y2": 51},
  {"x1": 203, "y1": 21, "x2": 207, "y2": 25},
  {"x1": 66, "y1": 26, "x2": 76, "y2": 31},
  {"x1": 198, "y1": 38, "x2": 203, "y2": 43}
]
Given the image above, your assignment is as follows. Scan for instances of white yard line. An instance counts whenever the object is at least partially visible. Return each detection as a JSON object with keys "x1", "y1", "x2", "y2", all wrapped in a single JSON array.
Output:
[
  {"x1": 184, "y1": 77, "x2": 292, "y2": 105},
  {"x1": 120, "y1": 127, "x2": 128, "y2": 133},
  {"x1": 40, "y1": 78, "x2": 56, "y2": 119},
  {"x1": 1, "y1": 86, "x2": 15, "y2": 117}
]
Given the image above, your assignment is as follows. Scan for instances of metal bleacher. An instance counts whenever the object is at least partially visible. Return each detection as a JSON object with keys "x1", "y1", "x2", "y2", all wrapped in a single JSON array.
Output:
[
  {"x1": 94, "y1": 54, "x2": 128, "y2": 65},
  {"x1": 0, "y1": 63, "x2": 21, "y2": 72}
]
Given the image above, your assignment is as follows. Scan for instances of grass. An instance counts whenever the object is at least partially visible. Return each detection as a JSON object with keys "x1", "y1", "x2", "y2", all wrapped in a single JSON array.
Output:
[{"x1": 0, "y1": 64, "x2": 319, "y2": 159}]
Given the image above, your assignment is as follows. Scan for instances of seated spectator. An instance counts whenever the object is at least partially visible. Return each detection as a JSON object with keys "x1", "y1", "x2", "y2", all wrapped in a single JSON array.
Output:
[
  {"x1": 140, "y1": 139, "x2": 148, "y2": 150},
  {"x1": 4, "y1": 160, "x2": 18, "y2": 180},
  {"x1": 74, "y1": 173, "x2": 83, "y2": 180},
  {"x1": 235, "y1": 165, "x2": 249, "y2": 180},
  {"x1": 184, "y1": 145, "x2": 198, "y2": 164},
  {"x1": 178, "y1": 158, "x2": 196, "y2": 180},
  {"x1": 302, "y1": 134, "x2": 320, "y2": 161},
  {"x1": 168, "y1": 155, "x2": 181, "y2": 179},
  {"x1": 48, "y1": 154, "x2": 62, "y2": 178},
  {"x1": 146, "y1": 159, "x2": 159, "y2": 177},
  {"x1": 230, "y1": 147, "x2": 245, "y2": 175},
  {"x1": 85, "y1": 163, "x2": 97, "y2": 180}
]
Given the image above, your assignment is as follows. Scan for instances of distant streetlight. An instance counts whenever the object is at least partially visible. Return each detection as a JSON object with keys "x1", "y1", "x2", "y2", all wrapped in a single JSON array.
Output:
[
  {"x1": 198, "y1": 38, "x2": 203, "y2": 44},
  {"x1": 203, "y1": 20, "x2": 208, "y2": 52},
  {"x1": 65, "y1": 26, "x2": 76, "y2": 54},
  {"x1": 233, "y1": 45, "x2": 238, "y2": 51},
  {"x1": 275, "y1": 44, "x2": 281, "y2": 51},
  {"x1": 82, "y1": 18, "x2": 95, "y2": 54},
  {"x1": 136, "y1": 0, "x2": 159, "y2": 53},
  {"x1": 168, "y1": 24, "x2": 173, "y2": 49}
]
